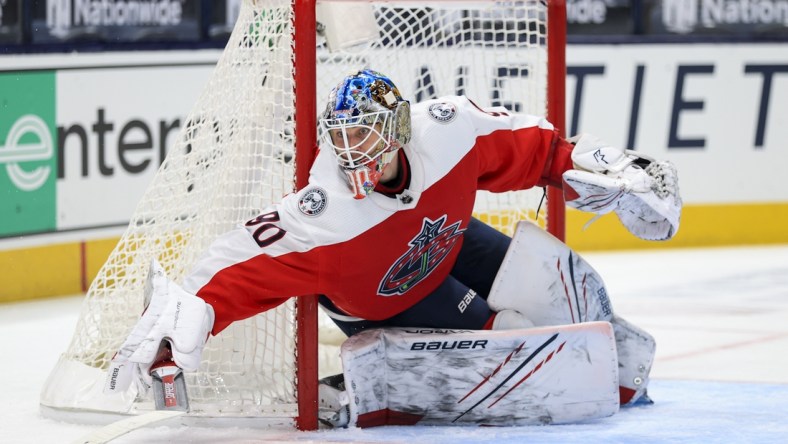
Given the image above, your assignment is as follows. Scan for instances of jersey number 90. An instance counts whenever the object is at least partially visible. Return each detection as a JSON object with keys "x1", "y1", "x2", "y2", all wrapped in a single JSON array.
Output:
[{"x1": 245, "y1": 211, "x2": 285, "y2": 248}]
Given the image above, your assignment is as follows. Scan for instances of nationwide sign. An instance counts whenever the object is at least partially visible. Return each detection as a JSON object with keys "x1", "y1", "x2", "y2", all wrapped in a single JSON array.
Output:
[
  {"x1": 32, "y1": 0, "x2": 200, "y2": 43},
  {"x1": 656, "y1": 0, "x2": 788, "y2": 34}
]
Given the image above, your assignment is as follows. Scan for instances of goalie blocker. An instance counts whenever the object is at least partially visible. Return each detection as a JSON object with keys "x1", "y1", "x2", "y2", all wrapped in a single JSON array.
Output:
[{"x1": 322, "y1": 323, "x2": 619, "y2": 428}]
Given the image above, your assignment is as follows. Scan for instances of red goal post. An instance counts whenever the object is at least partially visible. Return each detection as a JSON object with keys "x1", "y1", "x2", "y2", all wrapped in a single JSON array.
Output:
[{"x1": 39, "y1": 0, "x2": 567, "y2": 432}]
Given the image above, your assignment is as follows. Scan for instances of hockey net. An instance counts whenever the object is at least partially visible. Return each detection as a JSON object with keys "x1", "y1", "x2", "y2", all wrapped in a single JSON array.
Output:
[{"x1": 40, "y1": 0, "x2": 565, "y2": 430}]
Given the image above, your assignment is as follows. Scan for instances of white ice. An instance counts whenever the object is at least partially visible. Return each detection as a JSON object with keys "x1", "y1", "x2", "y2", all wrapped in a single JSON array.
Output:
[{"x1": 2, "y1": 245, "x2": 787, "y2": 443}]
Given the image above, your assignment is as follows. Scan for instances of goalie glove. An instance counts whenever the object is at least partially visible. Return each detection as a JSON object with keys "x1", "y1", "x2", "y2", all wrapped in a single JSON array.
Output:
[
  {"x1": 104, "y1": 259, "x2": 214, "y2": 396},
  {"x1": 562, "y1": 133, "x2": 682, "y2": 241}
]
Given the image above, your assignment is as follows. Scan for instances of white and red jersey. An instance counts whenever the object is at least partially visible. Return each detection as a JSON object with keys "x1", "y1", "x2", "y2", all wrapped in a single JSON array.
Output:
[{"x1": 182, "y1": 96, "x2": 573, "y2": 334}]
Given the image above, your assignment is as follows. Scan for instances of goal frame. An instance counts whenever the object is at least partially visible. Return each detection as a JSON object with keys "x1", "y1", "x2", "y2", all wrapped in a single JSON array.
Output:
[
  {"x1": 292, "y1": 0, "x2": 567, "y2": 430},
  {"x1": 38, "y1": 0, "x2": 569, "y2": 432}
]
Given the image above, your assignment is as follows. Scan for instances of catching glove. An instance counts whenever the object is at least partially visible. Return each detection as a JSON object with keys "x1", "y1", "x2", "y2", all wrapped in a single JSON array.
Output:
[{"x1": 562, "y1": 133, "x2": 682, "y2": 241}]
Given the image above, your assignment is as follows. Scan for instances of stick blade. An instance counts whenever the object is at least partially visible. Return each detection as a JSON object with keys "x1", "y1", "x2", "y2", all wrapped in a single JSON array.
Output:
[{"x1": 71, "y1": 410, "x2": 186, "y2": 444}]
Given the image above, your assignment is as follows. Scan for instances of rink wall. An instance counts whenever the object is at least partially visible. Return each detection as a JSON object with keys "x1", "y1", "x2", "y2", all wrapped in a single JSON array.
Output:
[{"x1": 2, "y1": 44, "x2": 788, "y2": 302}]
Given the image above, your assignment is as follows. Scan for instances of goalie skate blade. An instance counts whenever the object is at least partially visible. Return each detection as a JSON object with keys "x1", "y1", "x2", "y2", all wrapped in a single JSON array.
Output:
[{"x1": 70, "y1": 410, "x2": 186, "y2": 444}]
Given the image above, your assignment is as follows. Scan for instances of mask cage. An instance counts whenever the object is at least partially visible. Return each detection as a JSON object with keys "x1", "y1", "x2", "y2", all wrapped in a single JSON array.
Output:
[{"x1": 319, "y1": 110, "x2": 394, "y2": 169}]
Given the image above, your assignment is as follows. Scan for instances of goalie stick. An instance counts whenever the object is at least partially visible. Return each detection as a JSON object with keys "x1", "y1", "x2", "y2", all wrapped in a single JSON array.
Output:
[
  {"x1": 74, "y1": 342, "x2": 190, "y2": 444},
  {"x1": 70, "y1": 410, "x2": 186, "y2": 444}
]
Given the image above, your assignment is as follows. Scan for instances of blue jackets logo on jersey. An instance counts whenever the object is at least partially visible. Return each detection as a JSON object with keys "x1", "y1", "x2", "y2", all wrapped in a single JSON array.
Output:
[
  {"x1": 298, "y1": 187, "x2": 328, "y2": 216},
  {"x1": 378, "y1": 215, "x2": 464, "y2": 296},
  {"x1": 427, "y1": 102, "x2": 457, "y2": 123}
]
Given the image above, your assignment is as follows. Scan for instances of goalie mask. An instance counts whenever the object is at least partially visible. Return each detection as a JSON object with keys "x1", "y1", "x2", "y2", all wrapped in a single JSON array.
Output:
[{"x1": 319, "y1": 69, "x2": 411, "y2": 199}]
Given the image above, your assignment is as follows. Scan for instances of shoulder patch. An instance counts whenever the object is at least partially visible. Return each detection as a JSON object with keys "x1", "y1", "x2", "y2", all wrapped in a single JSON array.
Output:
[
  {"x1": 298, "y1": 187, "x2": 328, "y2": 216},
  {"x1": 427, "y1": 102, "x2": 457, "y2": 124}
]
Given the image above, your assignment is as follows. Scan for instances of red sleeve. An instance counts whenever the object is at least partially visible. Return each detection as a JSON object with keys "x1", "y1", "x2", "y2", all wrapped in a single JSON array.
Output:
[
  {"x1": 474, "y1": 127, "x2": 574, "y2": 192},
  {"x1": 179, "y1": 192, "x2": 342, "y2": 335},
  {"x1": 196, "y1": 249, "x2": 324, "y2": 335},
  {"x1": 463, "y1": 98, "x2": 574, "y2": 192},
  {"x1": 536, "y1": 137, "x2": 575, "y2": 188}
]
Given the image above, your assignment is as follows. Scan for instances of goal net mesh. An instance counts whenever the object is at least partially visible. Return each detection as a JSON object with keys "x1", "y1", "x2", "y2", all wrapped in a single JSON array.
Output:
[{"x1": 41, "y1": 0, "x2": 552, "y2": 425}]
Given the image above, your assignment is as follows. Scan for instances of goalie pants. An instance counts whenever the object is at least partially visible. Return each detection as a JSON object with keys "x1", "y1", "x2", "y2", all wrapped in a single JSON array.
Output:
[{"x1": 319, "y1": 218, "x2": 509, "y2": 337}]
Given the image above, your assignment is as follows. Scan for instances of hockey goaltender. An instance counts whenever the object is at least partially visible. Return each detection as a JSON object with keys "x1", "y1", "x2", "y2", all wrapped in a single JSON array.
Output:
[{"x1": 103, "y1": 69, "x2": 681, "y2": 428}]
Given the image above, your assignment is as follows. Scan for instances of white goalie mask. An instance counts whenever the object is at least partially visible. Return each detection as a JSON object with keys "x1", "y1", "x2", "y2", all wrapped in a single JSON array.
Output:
[{"x1": 319, "y1": 69, "x2": 411, "y2": 199}]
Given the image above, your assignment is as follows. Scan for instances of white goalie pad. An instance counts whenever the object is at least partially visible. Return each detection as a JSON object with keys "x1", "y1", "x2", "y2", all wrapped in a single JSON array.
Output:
[
  {"x1": 488, "y1": 221, "x2": 612, "y2": 325},
  {"x1": 339, "y1": 323, "x2": 619, "y2": 427},
  {"x1": 611, "y1": 315, "x2": 656, "y2": 405},
  {"x1": 487, "y1": 221, "x2": 655, "y2": 405}
]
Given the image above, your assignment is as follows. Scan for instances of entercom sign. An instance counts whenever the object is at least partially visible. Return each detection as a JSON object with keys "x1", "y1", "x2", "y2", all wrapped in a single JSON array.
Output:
[
  {"x1": 0, "y1": 64, "x2": 212, "y2": 238},
  {"x1": 1, "y1": 115, "x2": 54, "y2": 192},
  {"x1": 0, "y1": 72, "x2": 57, "y2": 238}
]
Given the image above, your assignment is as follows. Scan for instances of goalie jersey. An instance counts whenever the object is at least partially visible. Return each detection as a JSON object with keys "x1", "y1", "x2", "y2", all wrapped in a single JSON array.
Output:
[{"x1": 182, "y1": 96, "x2": 573, "y2": 334}]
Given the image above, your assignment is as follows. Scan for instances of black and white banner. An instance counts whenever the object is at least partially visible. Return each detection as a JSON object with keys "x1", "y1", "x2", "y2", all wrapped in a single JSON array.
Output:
[{"x1": 30, "y1": 0, "x2": 201, "y2": 44}]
